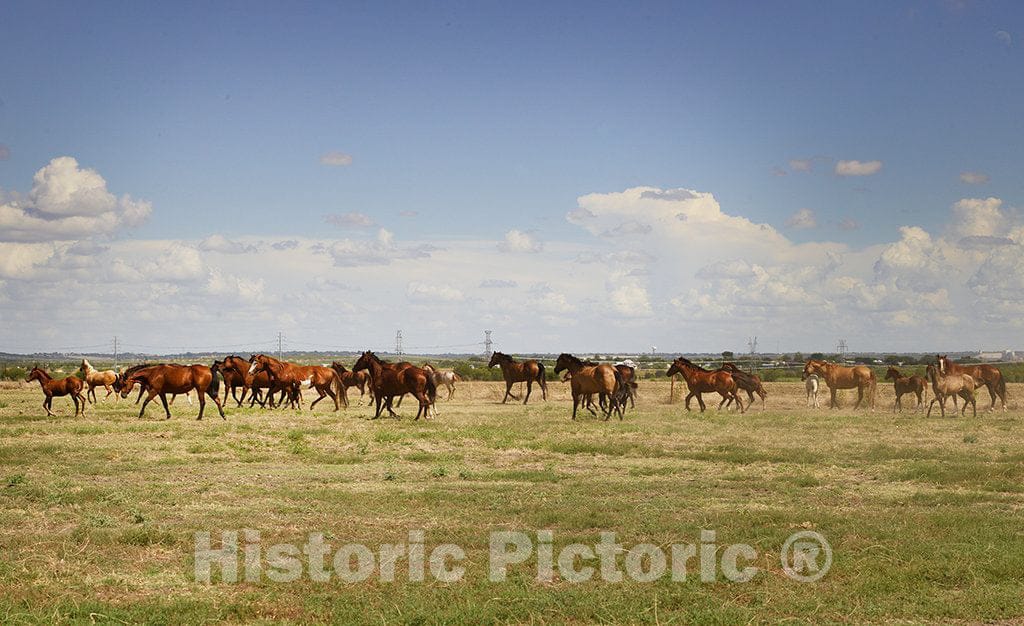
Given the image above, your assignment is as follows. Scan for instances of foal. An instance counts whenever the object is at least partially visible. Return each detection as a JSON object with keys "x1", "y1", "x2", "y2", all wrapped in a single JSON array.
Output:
[
  {"x1": 925, "y1": 364, "x2": 976, "y2": 418},
  {"x1": 884, "y1": 367, "x2": 927, "y2": 413},
  {"x1": 27, "y1": 367, "x2": 86, "y2": 417}
]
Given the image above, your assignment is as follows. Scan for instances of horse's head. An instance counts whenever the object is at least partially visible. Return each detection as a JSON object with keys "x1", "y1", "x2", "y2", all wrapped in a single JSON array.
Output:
[
  {"x1": 78, "y1": 359, "x2": 88, "y2": 373},
  {"x1": 884, "y1": 367, "x2": 899, "y2": 381},
  {"x1": 925, "y1": 363, "x2": 937, "y2": 381},
  {"x1": 487, "y1": 352, "x2": 506, "y2": 368},
  {"x1": 937, "y1": 355, "x2": 948, "y2": 375},
  {"x1": 330, "y1": 361, "x2": 348, "y2": 374},
  {"x1": 422, "y1": 363, "x2": 435, "y2": 372},
  {"x1": 352, "y1": 351, "x2": 376, "y2": 373},
  {"x1": 211, "y1": 358, "x2": 225, "y2": 374},
  {"x1": 248, "y1": 354, "x2": 269, "y2": 376},
  {"x1": 801, "y1": 360, "x2": 823, "y2": 381},
  {"x1": 118, "y1": 373, "x2": 142, "y2": 398},
  {"x1": 721, "y1": 362, "x2": 738, "y2": 372},
  {"x1": 553, "y1": 353, "x2": 579, "y2": 375},
  {"x1": 26, "y1": 366, "x2": 44, "y2": 383}
]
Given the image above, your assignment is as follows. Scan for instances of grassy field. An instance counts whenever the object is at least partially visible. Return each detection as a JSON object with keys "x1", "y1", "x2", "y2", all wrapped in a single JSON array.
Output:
[{"x1": 1, "y1": 379, "x2": 1023, "y2": 624}]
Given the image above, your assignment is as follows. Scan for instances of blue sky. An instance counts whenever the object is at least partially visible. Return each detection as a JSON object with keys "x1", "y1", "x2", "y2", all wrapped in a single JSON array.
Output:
[{"x1": 1, "y1": 1, "x2": 1023, "y2": 353}]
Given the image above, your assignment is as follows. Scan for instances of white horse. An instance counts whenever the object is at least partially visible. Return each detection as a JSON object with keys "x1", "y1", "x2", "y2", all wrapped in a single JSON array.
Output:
[
  {"x1": 805, "y1": 374, "x2": 820, "y2": 408},
  {"x1": 422, "y1": 363, "x2": 462, "y2": 401}
]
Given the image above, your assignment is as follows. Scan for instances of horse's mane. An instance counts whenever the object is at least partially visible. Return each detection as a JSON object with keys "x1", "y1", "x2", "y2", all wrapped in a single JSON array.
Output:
[
  {"x1": 675, "y1": 357, "x2": 711, "y2": 372},
  {"x1": 557, "y1": 353, "x2": 583, "y2": 367}
]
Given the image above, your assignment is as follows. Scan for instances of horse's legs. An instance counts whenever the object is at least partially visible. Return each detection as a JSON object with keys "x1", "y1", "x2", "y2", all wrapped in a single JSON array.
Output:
[
  {"x1": 571, "y1": 394, "x2": 579, "y2": 420},
  {"x1": 160, "y1": 393, "x2": 173, "y2": 419},
  {"x1": 502, "y1": 380, "x2": 513, "y2": 403},
  {"x1": 830, "y1": 388, "x2": 838, "y2": 409},
  {"x1": 138, "y1": 391, "x2": 156, "y2": 419},
  {"x1": 385, "y1": 396, "x2": 399, "y2": 419},
  {"x1": 207, "y1": 385, "x2": 226, "y2": 419},
  {"x1": 309, "y1": 388, "x2": 327, "y2": 410},
  {"x1": 196, "y1": 391, "x2": 206, "y2": 420},
  {"x1": 697, "y1": 393, "x2": 707, "y2": 412},
  {"x1": 523, "y1": 380, "x2": 532, "y2": 405},
  {"x1": 684, "y1": 392, "x2": 694, "y2": 411}
]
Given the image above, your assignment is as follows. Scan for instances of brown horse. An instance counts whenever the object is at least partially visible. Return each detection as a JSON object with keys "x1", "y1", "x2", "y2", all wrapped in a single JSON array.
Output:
[
  {"x1": 352, "y1": 351, "x2": 436, "y2": 420},
  {"x1": 78, "y1": 359, "x2": 117, "y2": 403},
  {"x1": 119, "y1": 364, "x2": 225, "y2": 420},
  {"x1": 487, "y1": 351, "x2": 548, "y2": 404},
  {"x1": 554, "y1": 353, "x2": 622, "y2": 420},
  {"x1": 248, "y1": 354, "x2": 344, "y2": 411},
  {"x1": 719, "y1": 362, "x2": 767, "y2": 410},
  {"x1": 884, "y1": 367, "x2": 927, "y2": 413},
  {"x1": 937, "y1": 355, "x2": 1007, "y2": 411},
  {"x1": 27, "y1": 367, "x2": 86, "y2": 417},
  {"x1": 925, "y1": 364, "x2": 976, "y2": 418},
  {"x1": 801, "y1": 360, "x2": 876, "y2": 410},
  {"x1": 614, "y1": 364, "x2": 638, "y2": 409},
  {"x1": 212, "y1": 355, "x2": 265, "y2": 407},
  {"x1": 331, "y1": 362, "x2": 373, "y2": 405},
  {"x1": 666, "y1": 357, "x2": 743, "y2": 413},
  {"x1": 115, "y1": 364, "x2": 193, "y2": 407}
]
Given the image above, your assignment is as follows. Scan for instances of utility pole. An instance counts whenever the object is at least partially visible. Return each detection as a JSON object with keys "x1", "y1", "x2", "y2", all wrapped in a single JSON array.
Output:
[
  {"x1": 278, "y1": 331, "x2": 284, "y2": 360},
  {"x1": 837, "y1": 339, "x2": 848, "y2": 361},
  {"x1": 395, "y1": 330, "x2": 403, "y2": 356},
  {"x1": 113, "y1": 336, "x2": 119, "y2": 370},
  {"x1": 747, "y1": 336, "x2": 758, "y2": 372},
  {"x1": 484, "y1": 330, "x2": 493, "y2": 357}
]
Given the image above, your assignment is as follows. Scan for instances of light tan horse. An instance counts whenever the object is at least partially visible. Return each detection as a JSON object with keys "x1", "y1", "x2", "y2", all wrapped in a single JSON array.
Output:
[
  {"x1": 78, "y1": 359, "x2": 117, "y2": 403},
  {"x1": 937, "y1": 355, "x2": 1007, "y2": 411},
  {"x1": 553, "y1": 353, "x2": 622, "y2": 420},
  {"x1": 925, "y1": 364, "x2": 976, "y2": 418},
  {"x1": 422, "y1": 363, "x2": 462, "y2": 401},
  {"x1": 802, "y1": 359, "x2": 876, "y2": 410}
]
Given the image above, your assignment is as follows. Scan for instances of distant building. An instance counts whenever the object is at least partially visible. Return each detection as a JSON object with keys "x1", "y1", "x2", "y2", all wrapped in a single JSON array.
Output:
[{"x1": 977, "y1": 350, "x2": 1019, "y2": 362}]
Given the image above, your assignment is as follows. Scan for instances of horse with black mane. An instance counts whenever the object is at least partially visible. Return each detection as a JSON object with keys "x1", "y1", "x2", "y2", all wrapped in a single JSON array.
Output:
[
  {"x1": 554, "y1": 353, "x2": 623, "y2": 420},
  {"x1": 487, "y1": 351, "x2": 547, "y2": 404},
  {"x1": 719, "y1": 362, "x2": 767, "y2": 410},
  {"x1": 248, "y1": 354, "x2": 344, "y2": 411},
  {"x1": 118, "y1": 363, "x2": 225, "y2": 420},
  {"x1": 352, "y1": 351, "x2": 436, "y2": 420},
  {"x1": 884, "y1": 367, "x2": 927, "y2": 413},
  {"x1": 666, "y1": 357, "x2": 744, "y2": 413}
]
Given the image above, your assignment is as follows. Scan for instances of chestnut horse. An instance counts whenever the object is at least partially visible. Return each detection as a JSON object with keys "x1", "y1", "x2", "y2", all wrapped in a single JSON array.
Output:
[
  {"x1": 248, "y1": 354, "x2": 344, "y2": 411},
  {"x1": 78, "y1": 359, "x2": 117, "y2": 403},
  {"x1": 884, "y1": 367, "x2": 927, "y2": 413},
  {"x1": 115, "y1": 364, "x2": 195, "y2": 407},
  {"x1": 925, "y1": 364, "x2": 976, "y2": 418},
  {"x1": 666, "y1": 357, "x2": 743, "y2": 413},
  {"x1": 937, "y1": 355, "x2": 1007, "y2": 411},
  {"x1": 352, "y1": 351, "x2": 436, "y2": 420},
  {"x1": 27, "y1": 367, "x2": 86, "y2": 417},
  {"x1": 554, "y1": 353, "x2": 623, "y2": 420},
  {"x1": 719, "y1": 362, "x2": 767, "y2": 410},
  {"x1": 801, "y1": 360, "x2": 876, "y2": 410},
  {"x1": 331, "y1": 362, "x2": 373, "y2": 405},
  {"x1": 118, "y1": 364, "x2": 224, "y2": 420},
  {"x1": 212, "y1": 355, "x2": 266, "y2": 407},
  {"x1": 487, "y1": 351, "x2": 548, "y2": 404}
]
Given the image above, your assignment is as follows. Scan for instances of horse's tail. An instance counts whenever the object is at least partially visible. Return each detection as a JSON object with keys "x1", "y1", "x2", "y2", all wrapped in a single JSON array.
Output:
[
  {"x1": 536, "y1": 362, "x2": 548, "y2": 391},
  {"x1": 331, "y1": 369, "x2": 349, "y2": 407},
  {"x1": 869, "y1": 370, "x2": 878, "y2": 408},
  {"x1": 452, "y1": 372, "x2": 463, "y2": 382},
  {"x1": 209, "y1": 369, "x2": 222, "y2": 398},
  {"x1": 425, "y1": 374, "x2": 437, "y2": 403}
]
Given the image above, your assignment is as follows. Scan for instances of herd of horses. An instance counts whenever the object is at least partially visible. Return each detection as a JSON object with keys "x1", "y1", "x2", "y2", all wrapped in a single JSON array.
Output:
[{"x1": 20, "y1": 353, "x2": 1010, "y2": 421}]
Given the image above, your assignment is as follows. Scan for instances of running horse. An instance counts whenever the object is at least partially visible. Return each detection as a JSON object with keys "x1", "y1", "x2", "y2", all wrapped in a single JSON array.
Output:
[
  {"x1": 487, "y1": 351, "x2": 548, "y2": 404},
  {"x1": 937, "y1": 355, "x2": 1007, "y2": 411},
  {"x1": 802, "y1": 359, "x2": 876, "y2": 410},
  {"x1": 78, "y1": 359, "x2": 117, "y2": 403},
  {"x1": 884, "y1": 367, "x2": 927, "y2": 413},
  {"x1": 554, "y1": 353, "x2": 623, "y2": 420},
  {"x1": 719, "y1": 362, "x2": 767, "y2": 410},
  {"x1": 422, "y1": 363, "x2": 462, "y2": 401},
  {"x1": 26, "y1": 366, "x2": 86, "y2": 417},
  {"x1": 212, "y1": 355, "x2": 265, "y2": 407},
  {"x1": 352, "y1": 351, "x2": 436, "y2": 420},
  {"x1": 331, "y1": 362, "x2": 373, "y2": 405},
  {"x1": 248, "y1": 354, "x2": 345, "y2": 411},
  {"x1": 118, "y1": 363, "x2": 225, "y2": 420},
  {"x1": 666, "y1": 357, "x2": 743, "y2": 413}
]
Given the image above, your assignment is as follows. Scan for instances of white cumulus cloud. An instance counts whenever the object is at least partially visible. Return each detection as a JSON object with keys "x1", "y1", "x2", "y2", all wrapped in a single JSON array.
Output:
[{"x1": 835, "y1": 160, "x2": 883, "y2": 176}]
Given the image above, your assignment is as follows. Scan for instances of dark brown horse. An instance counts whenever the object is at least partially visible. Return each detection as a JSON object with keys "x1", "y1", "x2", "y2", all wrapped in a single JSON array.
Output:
[
  {"x1": 115, "y1": 364, "x2": 193, "y2": 407},
  {"x1": 802, "y1": 360, "x2": 876, "y2": 410},
  {"x1": 487, "y1": 351, "x2": 547, "y2": 404},
  {"x1": 614, "y1": 364, "x2": 638, "y2": 409},
  {"x1": 119, "y1": 364, "x2": 225, "y2": 420},
  {"x1": 719, "y1": 362, "x2": 767, "y2": 410},
  {"x1": 554, "y1": 353, "x2": 622, "y2": 420},
  {"x1": 27, "y1": 367, "x2": 86, "y2": 417},
  {"x1": 666, "y1": 357, "x2": 743, "y2": 413},
  {"x1": 937, "y1": 355, "x2": 1007, "y2": 411},
  {"x1": 331, "y1": 362, "x2": 373, "y2": 405},
  {"x1": 212, "y1": 355, "x2": 265, "y2": 407},
  {"x1": 248, "y1": 354, "x2": 344, "y2": 411},
  {"x1": 884, "y1": 367, "x2": 927, "y2": 413},
  {"x1": 353, "y1": 351, "x2": 436, "y2": 420}
]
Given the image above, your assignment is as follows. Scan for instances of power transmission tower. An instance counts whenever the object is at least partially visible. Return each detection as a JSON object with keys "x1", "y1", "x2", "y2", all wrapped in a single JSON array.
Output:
[
  {"x1": 747, "y1": 336, "x2": 758, "y2": 372},
  {"x1": 484, "y1": 330, "x2": 493, "y2": 357},
  {"x1": 395, "y1": 330, "x2": 403, "y2": 356},
  {"x1": 837, "y1": 339, "x2": 848, "y2": 361},
  {"x1": 278, "y1": 331, "x2": 284, "y2": 360},
  {"x1": 113, "y1": 336, "x2": 119, "y2": 370}
]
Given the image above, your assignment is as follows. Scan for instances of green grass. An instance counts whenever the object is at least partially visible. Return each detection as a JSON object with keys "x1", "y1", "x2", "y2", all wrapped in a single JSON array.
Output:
[{"x1": 0, "y1": 380, "x2": 1022, "y2": 623}]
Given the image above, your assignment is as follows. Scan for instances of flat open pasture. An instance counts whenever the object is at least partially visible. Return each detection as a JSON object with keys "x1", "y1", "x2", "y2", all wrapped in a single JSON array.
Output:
[{"x1": 1, "y1": 380, "x2": 1023, "y2": 624}]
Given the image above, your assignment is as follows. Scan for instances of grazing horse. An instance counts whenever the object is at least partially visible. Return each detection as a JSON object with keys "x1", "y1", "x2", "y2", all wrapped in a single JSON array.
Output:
[
  {"x1": 118, "y1": 364, "x2": 224, "y2": 420},
  {"x1": 27, "y1": 367, "x2": 86, "y2": 417},
  {"x1": 937, "y1": 355, "x2": 1007, "y2": 411},
  {"x1": 248, "y1": 354, "x2": 344, "y2": 411},
  {"x1": 330, "y1": 362, "x2": 373, "y2": 405},
  {"x1": 553, "y1": 353, "x2": 623, "y2": 420},
  {"x1": 78, "y1": 359, "x2": 117, "y2": 403},
  {"x1": 422, "y1": 363, "x2": 462, "y2": 401},
  {"x1": 805, "y1": 374, "x2": 820, "y2": 408},
  {"x1": 212, "y1": 355, "x2": 265, "y2": 407},
  {"x1": 487, "y1": 351, "x2": 547, "y2": 404},
  {"x1": 925, "y1": 364, "x2": 976, "y2": 418},
  {"x1": 801, "y1": 360, "x2": 876, "y2": 410},
  {"x1": 885, "y1": 367, "x2": 927, "y2": 413},
  {"x1": 666, "y1": 357, "x2": 743, "y2": 413},
  {"x1": 353, "y1": 351, "x2": 436, "y2": 420},
  {"x1": 719, "y1": 362, "x2": 767, "y2": 410}
]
